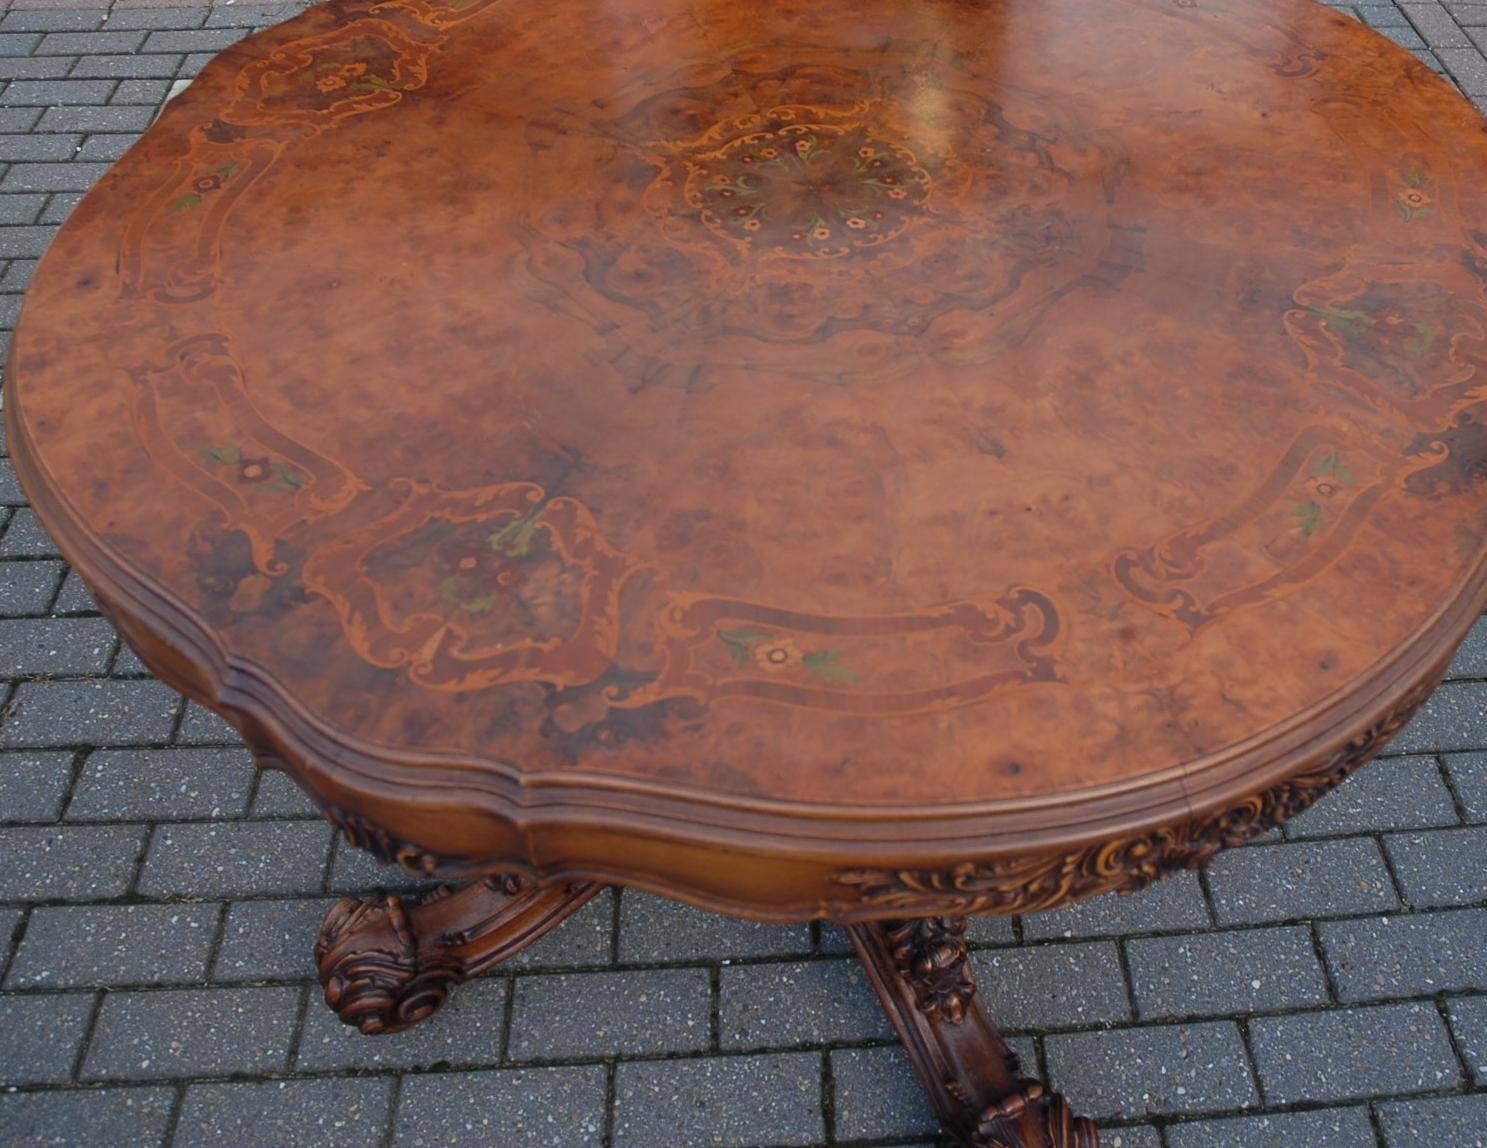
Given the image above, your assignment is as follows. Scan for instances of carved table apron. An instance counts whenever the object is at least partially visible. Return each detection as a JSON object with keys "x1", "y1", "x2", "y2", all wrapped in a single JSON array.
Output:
[{"x1": 8, "y1": 0, "x2": 1487, "y2": 1144}]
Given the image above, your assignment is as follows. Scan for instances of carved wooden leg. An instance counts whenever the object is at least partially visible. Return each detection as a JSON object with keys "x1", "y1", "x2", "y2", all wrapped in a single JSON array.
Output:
[
  {"x1": 315, "y1": 875, "x2": 602, "y2": 1034},
  {"x1": 845, "y1": 917, "x2": 1099, "y2": 1148}
]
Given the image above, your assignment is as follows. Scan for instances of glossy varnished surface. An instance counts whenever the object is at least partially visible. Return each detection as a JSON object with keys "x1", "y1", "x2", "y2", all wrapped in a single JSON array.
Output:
[{"x1": 9, "y1": 0, "x2": 1487, "y2": 906}]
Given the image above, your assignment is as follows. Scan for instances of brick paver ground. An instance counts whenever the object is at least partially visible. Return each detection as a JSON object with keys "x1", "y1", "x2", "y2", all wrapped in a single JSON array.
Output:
[{"x1": 0, "y1": 1, "x2": 1484, "y2": 1145}]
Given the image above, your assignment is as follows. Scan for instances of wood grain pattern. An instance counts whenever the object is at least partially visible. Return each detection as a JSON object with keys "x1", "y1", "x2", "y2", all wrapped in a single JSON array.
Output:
[{"x1": 7, "y1": 0, "x2": 1487, "y2": 920}]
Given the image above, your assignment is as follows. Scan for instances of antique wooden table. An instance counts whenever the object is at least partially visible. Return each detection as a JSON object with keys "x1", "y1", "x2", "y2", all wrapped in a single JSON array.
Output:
[{"x1": 9, "y1": 0, "x2": 1487, "y2": 1142}]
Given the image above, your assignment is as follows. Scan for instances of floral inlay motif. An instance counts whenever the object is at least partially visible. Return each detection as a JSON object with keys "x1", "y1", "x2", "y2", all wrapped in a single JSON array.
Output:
[
  {"x1": 1397, "y1": 169, "x2": 1433, "y2": 222},
  {"x1": 1301, "y1": 283, "x2": 1458, "y2": 399},
  {"x1": 201, "y1": 442, "x2": 304, "y2": 491},
  {"x1": 168, "y1": 163, "x2": 238, "y2": 214},
  {"x1": 717, "y1": 628, "x2": 858, "y2": 684},
  {"x1": 682, "y1": 108, "x2": 931, "y2": 258},
  {"x1": 1290, "y1": 450, "x2": 1357, "y2": 538}
]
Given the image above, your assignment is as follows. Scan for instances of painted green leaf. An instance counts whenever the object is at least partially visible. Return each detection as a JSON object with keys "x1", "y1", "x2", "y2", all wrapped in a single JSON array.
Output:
[
  {"x1": 1403, "y1": 169, "x2": 1429, "y2": 189},
  {"x1": 264, "y1": 463, "x2": 304, "y2": 491},
  {"x1": 717, "y1": 629, "x2": 768, "y2": 667},
  {"x1": 353, "y1": 74, "x2": 396, "y2": 91},
  {"x1": 1407, "y1": 322, "x2": 1437, "y2": 357},
  {"x1": 1309, "y1": 304, "x2": 1369, "y2": 326},
  {"x1": 1311, "y1": 450, "x2": 1356, "y2": 485},
  {"x1": 167, "y1": 193, "x2": 202, "y2": 214},
  {"x1": 487, "y1": 506, "x2": 545, "y2": 558},
  {"x1": 803, "y1": 649, "x2": 857, "y2": 684},
  {"x1": 201, "y1": 443, "x2": 242, "y2": 466},
  {"x1": 1293, "y1": 500, "x2": 1325, "y2": 537},
  {"x1": 439, "y1": 577, "x2": 498, "y2": 614}
]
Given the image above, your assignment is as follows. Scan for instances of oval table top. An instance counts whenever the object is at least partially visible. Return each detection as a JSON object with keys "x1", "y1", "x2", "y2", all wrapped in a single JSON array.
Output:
[{"x1": 9, "y1": 0, "x2": 1487, "y2": 917}]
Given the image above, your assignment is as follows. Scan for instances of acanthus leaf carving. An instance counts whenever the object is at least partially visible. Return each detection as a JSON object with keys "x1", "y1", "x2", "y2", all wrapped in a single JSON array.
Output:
[
  {"x1": 834, "y1": 668, "x2": 1440, "y2": 917},
  {"x1": 886, "y1": 916, "x2": 977, "y2": 1024}
]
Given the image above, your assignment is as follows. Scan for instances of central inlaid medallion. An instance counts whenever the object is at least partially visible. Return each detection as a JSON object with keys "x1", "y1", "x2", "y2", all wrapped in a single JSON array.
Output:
[{"x1": 681, "y1": 105, "x2": 931, "y2": 259}]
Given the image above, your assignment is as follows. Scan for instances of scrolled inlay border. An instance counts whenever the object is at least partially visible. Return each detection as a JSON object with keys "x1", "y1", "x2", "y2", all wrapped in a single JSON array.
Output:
[{"x1": 834, "y1": 669, "x2": 1441, "y2": 917}]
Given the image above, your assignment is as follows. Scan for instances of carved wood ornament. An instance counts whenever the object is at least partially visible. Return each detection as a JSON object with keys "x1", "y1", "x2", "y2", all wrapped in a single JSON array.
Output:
[{"x1": 9, "y1": 0, "x2": 1487, "y2": 1145}]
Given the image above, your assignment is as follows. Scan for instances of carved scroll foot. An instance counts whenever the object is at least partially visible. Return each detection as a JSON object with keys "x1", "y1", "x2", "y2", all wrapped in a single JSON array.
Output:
[
  {"x1": 314, "y1": 874, "x2": 603, "y2": 1034},
  {"x1": 845, "y1": 917, "x2": 1099, "y2": 1148}
]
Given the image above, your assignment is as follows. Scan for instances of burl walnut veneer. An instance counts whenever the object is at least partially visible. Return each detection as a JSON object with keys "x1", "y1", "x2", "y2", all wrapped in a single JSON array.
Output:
[{"x1": 8, "y1": 0, "x2": 1487, "y2": 1142}]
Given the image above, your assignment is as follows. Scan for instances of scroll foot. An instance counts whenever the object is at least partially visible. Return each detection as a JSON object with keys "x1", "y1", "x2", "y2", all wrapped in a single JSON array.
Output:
[{"x1": 314, "y1": 874, "x2": 602, "y2": 1034}]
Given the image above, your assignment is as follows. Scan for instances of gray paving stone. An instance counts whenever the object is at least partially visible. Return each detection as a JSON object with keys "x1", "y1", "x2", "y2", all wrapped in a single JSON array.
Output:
[
  {"x1": 0, "y1": 33, "x2": 41, "y2": 56},
  {"x1": 110, "y1": 642, "x2": 151, "y2": 676},
  {"x1": 0, "y1": 80, "x2": 118, "y2": 107},
  {"x1": 972, "y1": 942, "x2": 1131, "y2": 1031},
  {"x1": 1321, "y1": 908, "x2": 1487, "y2": 1000},
  {"x1": 0, "y1": 508, "x2": 61, "y2": 552},
  {"x1": 0, "y1": 57, "x2": 75, "y2": 80},
  {"x1": 251, "y1": 767, "x2": 319, "y2": 817},
  {"x1": 1165, "y1": 1106, "x2": 1376, "y2": 1148},
  {"x1": 1101, "y1": 1129, "x2": 1162, "y2": 1148},
  {"x1": 74, "y1": 133, "x2": 137, "y2": 161},
  {"x1": 67, "y1": 746, "x2": 255, "y2": 820},
  {"x1": 2, "y1": 680, "x2": 181, "y2": 749},
  {"x1": 213, "y1": 896, "x2": 332, "y2": 983},
  {"x1": 0, "y1": 108, "x2": 39, "y2": 133},
  {"x1": 105, "y1": 9, "x2": 209, "y2": 31},
  {"x1": 204, "y1": 4, "x2": 308, "y2": 27},
  {"x1": 0, "y1": 616, "x2": 114, "y2": 676},
  {"x1": 1448, "y1": 995, "x2": 1487, "y2": 1085},
  {"x1": 83, "y1": 985, "x2": 299, "y2": 1080},
  {"x1": 505, "y1": 888, "x2": 614, "y2": 970},
  {"x1": 510, "y1": 967, "x2": 710, "y2": 1058},
  {"x1": 1441, "y1": 45, "x2": 1487, "y2": 91},
  {"x1": 296, "y1": 977, "x2": 508, "y2": 1070},
  {"x1": 720, "y1": 958, "x2": 893, "y2": 1048},
  {"x1": 1128, "y1": 926, "x2": 1329, "y2": 1019},
  {"x1": 138, "y1": 820, "x2": 333, "y2": 898},
  {"x1": 0, "y1": 991, "x2": 96, "y2": 1084},
  {"x1": 0, "y1": 1086, "x2": 174, "y2": 1146},
  {"x1": 37, "y1": 105, "x2": 154, "y2": 133},
  {"x1": 0, "y1": 560, "x2": 63, "y2": 615},
  {"x1": 619, "y1": 889, "x2": 811, "y2": 963},
  {"x1": 175, "y1": 1077, "x2": 394, "y2": 1148},
  {"x1": 829, "y1": 1038, "x2": 1035, "y2": 1142},
  {"x1": 72, "y1": 55, "x2": 183, "y2": 80},
  {"x1": 1381, "y1": 21, "x2": 1432, "y2": 46},
  {"x1": 0, "y1": 134, "x2": 79, "y2": 162},
  {"x1": 6, "y1": 902, "x2": 217, "y2": 987},
  {"x1": 1378, "y1": 1094, "x2": 1487, "y2": 1147},
  {"x1": 0, "y1": 905, "x2": 21, "y2": 967},
  {"x1": 1446, "y1": 1, "x2": 1487, "y2": 21},
  {"x1": 1250, "y1": 1003, "x2": 1460, "y2": 1103},
  {"x1": 1448, "y1": 614, "x2": 1487, "y2": 676},
  {"x1": 142, "y1": 28, "x2": 253, "y2": 53},
  {"x1": 1207, "y1": 838, "x2": 1398, "y2": 924},
  {"x1": 0, "y1": 162, "x2": 112, "y2": 192},
  {"x1": 0, "y1": 750, "x2": 74, "y2": 822},
  {"x1": 37, "y1": 31, "x2": 147, "y2": 54},
  {"x1": 0, "y1": 824, "x2": 144, "y2": 900},
  {"x1": 50, "y1": 569, "x2": 97, "y2": 614},
  {"x1": 40, "y1": 193, "x2": 83, "y2": 226},
  {"x1": 0, "y1": 12, "x2": 104, "y2": 33},
  {"x1": 1022, "y1": 872, "x2": 1209, "y2": 939},
  {"x1": 1045, "y1": 1022, "x2": 1257, "y2": 1119},
  {"x1": 1403, "y1": 0, "x2": 1459, "y2": 34},
  {"x1": 392, "y1": 1066, "x2": 606, "y2": 1148},
  {"x1": 111, "y1": 79, "x2": 173, "y2": 105},
  {"x1": 614, "y1": 1052, "x2": 823, "y2": 1147},
  {"x1": 1394, "y1": 681, "x2": 1487, "y2": 750},
  {"x1": 1445, "y1": 751, "x2": 1487, "y2": 822},
  {"x1": 1284, "y1": 755, "x2": 1459, "y2": 837},
  {"x1": 175, "y1": 700, "x2": 242, "y2": 744},
  {"x1": 1385, "y1": 826, "x2": 1487, "y2": 907}
]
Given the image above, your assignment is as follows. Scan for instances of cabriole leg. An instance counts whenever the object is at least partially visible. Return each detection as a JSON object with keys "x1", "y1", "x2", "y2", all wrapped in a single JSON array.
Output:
[{"x1": 844, "y1": 916, "x2": 1099, "y2": 1148}]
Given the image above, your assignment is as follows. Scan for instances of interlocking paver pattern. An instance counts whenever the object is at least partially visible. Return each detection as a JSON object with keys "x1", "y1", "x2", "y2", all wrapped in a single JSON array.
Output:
[{"x1": 0, "y1": 1, "x2": 1481, "y2": 1145}]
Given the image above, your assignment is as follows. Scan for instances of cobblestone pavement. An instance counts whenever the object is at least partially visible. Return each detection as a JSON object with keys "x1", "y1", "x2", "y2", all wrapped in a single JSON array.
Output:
[{"x1": 0, "y1": 0, "x2": 1485, "y2": 1145}]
